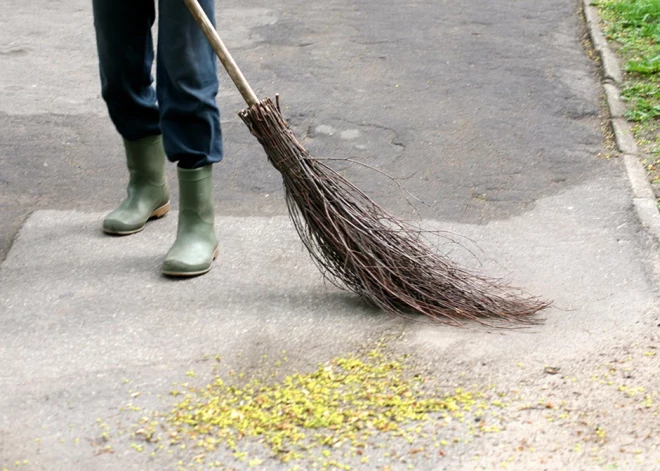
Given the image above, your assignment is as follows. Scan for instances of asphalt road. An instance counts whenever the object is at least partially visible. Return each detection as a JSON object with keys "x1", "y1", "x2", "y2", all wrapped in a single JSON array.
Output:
[
  {"x1": 2, "y1": 0, "x2": 660, "y2": 470},
  {"x1": 0, "y1": 0, "x2": 606, "y2": 259}
]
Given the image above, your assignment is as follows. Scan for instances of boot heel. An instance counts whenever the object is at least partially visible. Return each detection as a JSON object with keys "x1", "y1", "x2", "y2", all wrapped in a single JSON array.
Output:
[
  {"x1": 212, "y1": 245, "x2": 220, "y2": 260},
  {"x1": 150, "y1": 202, "x2": 170, "y2": 219}
]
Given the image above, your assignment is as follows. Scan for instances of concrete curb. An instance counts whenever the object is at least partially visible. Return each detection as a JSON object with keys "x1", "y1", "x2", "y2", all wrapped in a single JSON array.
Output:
[
  {"x1": 583, "y1": 2, "x2": 623, "y2": 84},
  {"x1": 603, "y1": 83, "x2": 626, "y2": 118},
  {"x1": 582, "y1": 0, "x2": 660, "y2": 241},
  {"x1": 612, "y1": 118, "x2": 640, "y2": 155}
]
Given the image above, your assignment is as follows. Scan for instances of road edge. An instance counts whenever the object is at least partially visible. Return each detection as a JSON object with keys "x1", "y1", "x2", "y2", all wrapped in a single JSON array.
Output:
[{"x1": 582, "y1": 0, "x2": 660, "y2": 241}]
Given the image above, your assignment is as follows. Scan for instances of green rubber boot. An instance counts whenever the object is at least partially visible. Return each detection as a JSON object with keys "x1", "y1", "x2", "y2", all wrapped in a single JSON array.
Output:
[
  {"x1": 162, "y1": 165, "x2": 219, "y2": 277},
  {"x1": 103, "y1": 135, "x2": 171, "y2": 235}
]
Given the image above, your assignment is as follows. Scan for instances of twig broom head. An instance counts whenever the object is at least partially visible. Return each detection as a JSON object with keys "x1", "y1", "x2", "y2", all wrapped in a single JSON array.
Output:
[
  {"x1": 240, "y1": 98, "x2": 550, "y2": 326},
  {"x1": 184, "y1": 0, "x2": 550, "y2": 326}
]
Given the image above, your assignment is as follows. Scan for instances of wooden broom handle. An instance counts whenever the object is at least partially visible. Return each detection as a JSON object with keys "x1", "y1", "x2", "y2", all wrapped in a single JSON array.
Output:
[{"x1": 184, "y1": 0, "x2": 259, "y2": 107}]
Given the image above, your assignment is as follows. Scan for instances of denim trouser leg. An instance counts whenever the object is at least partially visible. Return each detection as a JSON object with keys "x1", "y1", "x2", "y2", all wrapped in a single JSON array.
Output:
[
  {"x1": 92, "y1": 0, "x2": 223, "y2": 169},
  {"x1": 157, "y1": 0, "x2": 223, "y2": 169},
  {"x1": 92, "y1": 0, "x2": 161, "y2": 141}
]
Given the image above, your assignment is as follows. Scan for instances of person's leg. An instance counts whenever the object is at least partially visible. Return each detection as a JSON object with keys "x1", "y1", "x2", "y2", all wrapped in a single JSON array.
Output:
[
  {"x1": 93, "y1": 0, "x2": 161, "y2": 140},
  {"x1": 92, "y1": 0, "x2": 170, "y2": 235},
  {"x1": 156, "y1": 0, "x2": 223, "y2": 169},
  {"x1": 157, "y1": 0, "x2": 222, "y2": 276}
]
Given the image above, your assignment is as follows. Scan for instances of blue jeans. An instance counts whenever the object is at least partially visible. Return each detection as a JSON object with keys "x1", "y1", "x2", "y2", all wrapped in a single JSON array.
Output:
[{"x1": 92, "y1": 0, "x2": 223, "y2": 169}]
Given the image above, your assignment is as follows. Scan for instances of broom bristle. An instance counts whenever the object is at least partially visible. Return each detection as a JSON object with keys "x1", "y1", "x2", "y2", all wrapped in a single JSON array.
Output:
[{"x1": 239, "y1": 98, "x2": 550, "y2": 326}]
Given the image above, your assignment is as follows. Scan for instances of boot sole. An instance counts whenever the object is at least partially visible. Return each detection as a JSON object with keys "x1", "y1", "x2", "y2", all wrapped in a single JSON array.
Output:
[
  {"x1": 162, "y1": 245, "x2": 220, "y2": 278},
  {"x1": 102, "y1": 202, "x2": 171, "y2": 236}
]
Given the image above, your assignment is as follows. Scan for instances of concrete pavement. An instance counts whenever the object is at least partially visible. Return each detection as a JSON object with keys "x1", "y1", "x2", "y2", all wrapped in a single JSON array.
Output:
[{"x1": 1, "y1": 0, "x2": 660, "y2": 469}]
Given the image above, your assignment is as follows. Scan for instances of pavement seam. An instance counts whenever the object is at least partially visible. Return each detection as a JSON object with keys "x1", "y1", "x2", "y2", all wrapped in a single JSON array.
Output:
[
  {"x1": 582, "y1": 0, "x2": 660, "y2": 241},
  {"x1": 0, "y1": 209, "x2": 32, "y2": 265}
]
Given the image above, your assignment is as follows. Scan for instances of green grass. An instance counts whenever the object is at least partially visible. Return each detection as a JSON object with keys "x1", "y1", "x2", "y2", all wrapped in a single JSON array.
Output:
[
  {"x1": 620, "y1": 82, "x2": 660, "y2": 121},
  {"x1": 598, "y1": 0, "x2": 660, "y2": 63},
  {"x1": 596, "y1": 0, "x2": 660, "y2": 163}
]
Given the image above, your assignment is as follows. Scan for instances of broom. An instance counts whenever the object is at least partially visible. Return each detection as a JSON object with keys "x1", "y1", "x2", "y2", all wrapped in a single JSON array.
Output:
[{"x1": 184, "y1": 0, "x2": 550, "y2": 326}]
